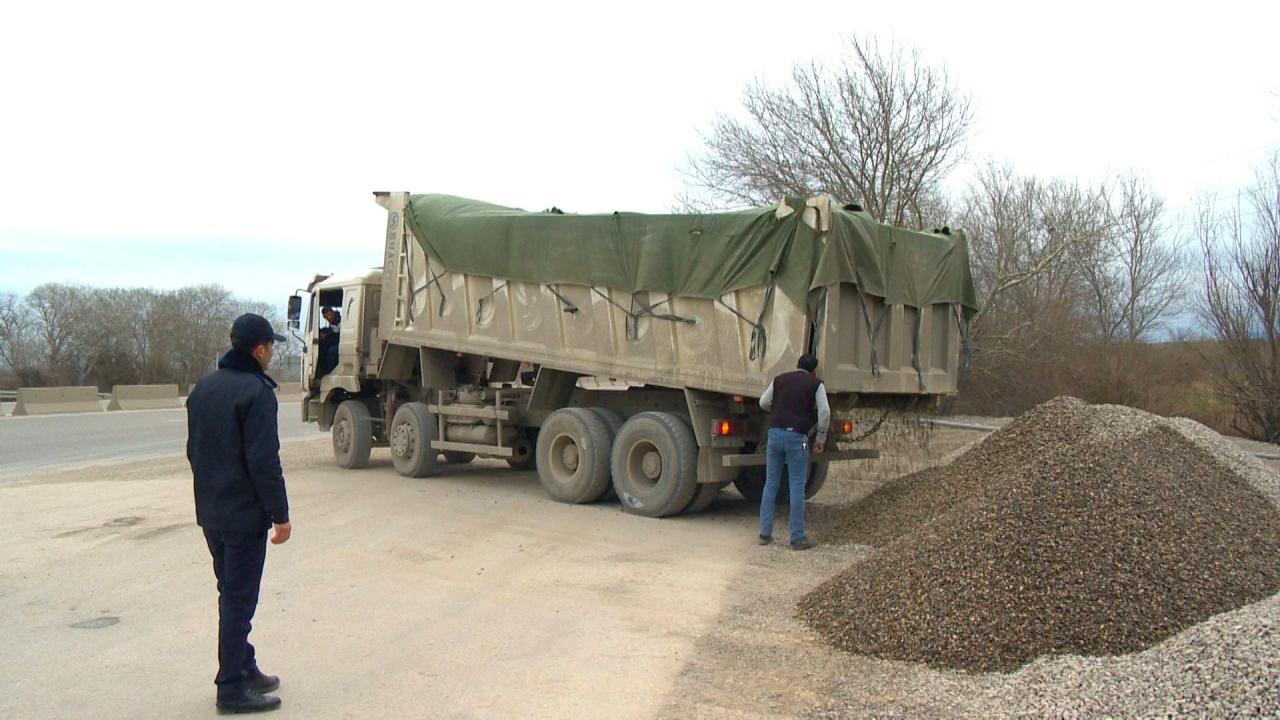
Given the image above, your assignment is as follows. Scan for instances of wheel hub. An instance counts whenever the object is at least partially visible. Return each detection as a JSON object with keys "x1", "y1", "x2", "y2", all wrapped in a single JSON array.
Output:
[
  {"x1": 641, "y1": 450, "x2": 662, "y2": 479},
  {"x1": 391, "y1": 424, "x2": 413, "y2": 456},
  {"x1": 561, "y1": 442, "x2": 580, "y2": 472},
  {"x1": 334, "y1": 419, "x2": 350, "y2": 451}
]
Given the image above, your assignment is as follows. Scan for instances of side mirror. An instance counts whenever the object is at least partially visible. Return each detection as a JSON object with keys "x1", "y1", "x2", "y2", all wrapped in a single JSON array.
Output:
[{"x1": 287, "y1": 295, "x2": 302, "y2": 329}]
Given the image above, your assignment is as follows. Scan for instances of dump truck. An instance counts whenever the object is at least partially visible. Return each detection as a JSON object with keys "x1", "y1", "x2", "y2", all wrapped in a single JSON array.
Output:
[{"x1": 288, "y1": 193, "x2": 977, "y2": 516}]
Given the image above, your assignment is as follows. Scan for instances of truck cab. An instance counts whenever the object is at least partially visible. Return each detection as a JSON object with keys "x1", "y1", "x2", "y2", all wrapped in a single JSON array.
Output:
[{"x1": 292, "y1": 270, "x2": 383, "y2": 426}]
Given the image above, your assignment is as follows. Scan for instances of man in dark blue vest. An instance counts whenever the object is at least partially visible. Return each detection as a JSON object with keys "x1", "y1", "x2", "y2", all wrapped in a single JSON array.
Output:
[
  {"x1": 187, "y1": 313, "x2": 292, "y2": 714},
  {"x1": 757, "y1": 353, "x2": 829, "y2": 550}
]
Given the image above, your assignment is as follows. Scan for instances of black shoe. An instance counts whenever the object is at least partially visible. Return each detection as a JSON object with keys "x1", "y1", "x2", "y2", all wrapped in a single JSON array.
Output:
[
  {"x1": 757, "y1": 535, "x2": 773, "y2": 546},
  {"x1": 245, "y1": 668, "x2": 280, "y2": 694},
  {"x1": 791, "y1": 539, "x2": 815, "y2": 551},
  {"x1": 217, "y1": 687, "x2": 281, "y2": 714}
]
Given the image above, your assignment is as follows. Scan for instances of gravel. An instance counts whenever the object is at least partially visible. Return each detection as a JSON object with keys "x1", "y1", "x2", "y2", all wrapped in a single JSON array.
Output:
[
  {"x1": 654, "y1": 409, "x2": 1280, "y2": 718},
  {"x1": 799, "y1": 397, "x2": 1280, "y2": 673},
  {"x1": 998, "y1": 591, "x2": 1280, "y2": 717}
]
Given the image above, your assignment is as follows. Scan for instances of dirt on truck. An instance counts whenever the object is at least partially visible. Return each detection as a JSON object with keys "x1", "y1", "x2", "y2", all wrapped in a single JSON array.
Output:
[{"x1": 288, "y1": 192, "x2": 978, "y2": 517}]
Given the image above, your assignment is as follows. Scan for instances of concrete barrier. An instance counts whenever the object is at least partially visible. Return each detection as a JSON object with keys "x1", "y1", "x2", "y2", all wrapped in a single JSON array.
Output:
[
  {"x1": 107, "y1": 384, "x2": 181, "y2": 411},
  {"x1": 12, "y1": 386, "x2": 103, "y2": 416},
  {"x1": 275, "y1": 381, "x2": 304, "y2": 398}
]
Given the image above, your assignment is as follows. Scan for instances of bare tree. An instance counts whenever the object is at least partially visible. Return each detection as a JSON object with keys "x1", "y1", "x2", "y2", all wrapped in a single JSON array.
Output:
[
  {"x1": 949, "y1": 165, "x2": 1118, "y2": 412},
  {"x1": 959, "y1": 164, "x2": 1108, "y2": 352},
  {"x1": 1198, "y1": 153, "x2": 1280, "y2": 442},
  {"x1": 0, "y1": 292, "x2": 42, "y2": 385},
  {"x1": 683, "y1": 35, "x2": 972, "y2": 228},
  {"x1": 156, "y1": 285, "x2": 239, "y2": 388},
  {"x1": 1081, "y1": 174, "x2": 1186, "y2": 342},
  {"x1": 25, "y1": 283, "x2": 94, "y2": 385}
]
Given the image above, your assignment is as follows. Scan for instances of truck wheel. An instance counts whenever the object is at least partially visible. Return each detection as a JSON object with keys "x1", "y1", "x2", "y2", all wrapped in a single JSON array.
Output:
[
  {"x1": 734, "y1": 461, "x2": 829, "y2": 504},
  {"x1": 506, "y1": 429, "x2": 537, "y2": 470},
  {"x1": 586, "y1": 407, "x2": 624, "y2": 501},
  {"x1": 332, "y1": 400, "x2": 373, "y2": 469},
  {"x1": 588, "y1": 407, "x2": 625, "y2": 437},
  {"x1": 536, "y1": 408, "x2": 612, "y2": 503},
  {"x1": 664, "y1": 413, "x2": 718, "y2": 514},
  {"x1": 442, "y1": 451, "x2": 476, "y2": 464},
  {"x1": 685, "y1": 481, "x2": 728, "y2": 514},
  {"x1": 389, "y1": 402, "x2": 438, "y2": 478},
  {"x1": 610, "y1": 412, "x2": 698, "y2": 518}
]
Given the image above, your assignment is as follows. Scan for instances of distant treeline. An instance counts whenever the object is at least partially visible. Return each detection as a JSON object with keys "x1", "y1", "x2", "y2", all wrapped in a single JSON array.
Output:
[{"x1": 0, "y1": 284, "x2": 298, "y2": 392}]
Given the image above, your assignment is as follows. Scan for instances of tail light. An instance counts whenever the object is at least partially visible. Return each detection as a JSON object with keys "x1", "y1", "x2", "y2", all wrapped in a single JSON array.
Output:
[
  {"x1": 712, "y1": 419, "x2": 748, "y2": 437},
  {"x1": 835, "y1": 419, "x2": 854, "y2": 435}
]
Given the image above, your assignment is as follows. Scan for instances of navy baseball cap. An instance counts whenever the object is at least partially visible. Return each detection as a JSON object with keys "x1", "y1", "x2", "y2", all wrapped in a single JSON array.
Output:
[{"x1": 231, "y1": 313, "x2": 286, "y2": 345}]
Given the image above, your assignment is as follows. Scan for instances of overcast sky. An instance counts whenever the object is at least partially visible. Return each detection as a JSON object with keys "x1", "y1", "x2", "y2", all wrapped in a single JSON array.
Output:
[{"x1": 2, "y1": 0, "x2": 1276, "y2": 308}]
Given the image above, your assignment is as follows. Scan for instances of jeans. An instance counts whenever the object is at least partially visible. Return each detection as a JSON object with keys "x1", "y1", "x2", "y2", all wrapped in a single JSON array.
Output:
[
  {"x1": 203, "y1": 528, "x2": 268, "y2": 690},
  {"x1": 759, "y1": 427, "x2": 810, "y2": 543}
]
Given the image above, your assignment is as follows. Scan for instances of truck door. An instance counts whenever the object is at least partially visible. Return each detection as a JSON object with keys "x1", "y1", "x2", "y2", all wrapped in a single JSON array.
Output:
[{"x1": 337, "y1": 287, "x2": 361, "y2": 375}]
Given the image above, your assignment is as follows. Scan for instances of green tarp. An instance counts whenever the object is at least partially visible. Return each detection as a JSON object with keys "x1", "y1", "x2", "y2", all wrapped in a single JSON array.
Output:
[{"x1": 404, "y1": 194, "x2": 978, "y2": 315}]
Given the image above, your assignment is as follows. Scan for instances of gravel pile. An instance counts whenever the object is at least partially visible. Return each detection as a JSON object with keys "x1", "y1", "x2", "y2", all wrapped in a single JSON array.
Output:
[
  {"x1": 800, "y1": 397, "x2": 1280, "y2": 673},
  {"x1": 999, "y1": 591, "x2": 1280, "y2": 717}
]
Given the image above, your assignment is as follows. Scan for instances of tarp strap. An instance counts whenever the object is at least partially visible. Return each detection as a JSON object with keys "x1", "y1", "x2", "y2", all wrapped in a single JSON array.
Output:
[
  {"x1": 953, "y1": 303, "x2": 972, "y2": 372},
  {"x1": 475, "y1": 282, "x2": 508, "y2": 324},
  {"x1": 717, "y1": 283, "x2": 775, "y2": 362},
  {"x1": 633, "y1": 296, "x2": 696, "y2": 327},
  {"x1": 590, "y1": 288, "x2": 635, "y2": 335},
  {"x1": 911, "y1": 310, "x2": 926, "y2": 392},
  {"x1": 591, "y1": 289, "x2": 695, "y2": 340},
  {"x1": 854, "y1": 285, "x2": 886, "y2": 376},
  {"x1": 427, "y1": 267, "x2": 448, "y2": 318},
  {"x1": 548, "y1": 285, "x2": 579, "y2": 314},
  {"x1": 716, "y1": 298, "x2": 762, "y2": 361},
  {"x1": 407, "y1": 265, "x2": 448, "y2": 322}
]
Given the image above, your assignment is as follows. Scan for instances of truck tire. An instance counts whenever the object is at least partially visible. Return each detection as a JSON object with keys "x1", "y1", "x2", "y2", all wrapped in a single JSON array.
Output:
[
  {"x1": 442, "y1": 451, "x2": 476, "y2": 464},
  {"x1": 536, "y1": 408, "x2": 612, "y2": 503},
  {"x1": 332, "y1": 400, "x2": 373, "y2": 469},
  {"x1": 586, "y1": 407, "x2": 624, "y2": 501},
  {"x1": 389, "y1": 402, "x2": 438, "y2": 478},
  {"x1": 685, "y1": 481, "x2": 728, "y2": 514},
  {"x1": 610, "y1": 412, "x2": 698, "y2": 518},
  {"x1": 506, "y1": 429, "x2": 537, "y2": 470},
  {"x1": 663, "y1": 411, "x2": 717, "y2": 515},
  {"x1": 734, "y1": 461, "x2": 829, "y2": 505}
]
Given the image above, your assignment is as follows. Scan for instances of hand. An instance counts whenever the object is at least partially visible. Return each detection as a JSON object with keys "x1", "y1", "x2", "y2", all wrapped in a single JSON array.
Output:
[
  {"x1": 271, "y1": 522, "x2": 292, "y2": 545},
  {"x1": 813, "y1": 442, "x2": 825, "y2": 454}
]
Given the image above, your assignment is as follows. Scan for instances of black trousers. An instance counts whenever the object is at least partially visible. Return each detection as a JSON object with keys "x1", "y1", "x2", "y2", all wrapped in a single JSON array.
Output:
[{"x1": 203, "y1": 528, "x2": 268, "y2": 689}]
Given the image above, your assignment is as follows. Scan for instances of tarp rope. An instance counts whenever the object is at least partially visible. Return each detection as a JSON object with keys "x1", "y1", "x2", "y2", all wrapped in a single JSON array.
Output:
[
  {"x1": 911, "y1": 310, "x2": 927, "y2": 392},
  {"x1": 474, "y1": 282, "x2": 508, "y2": 324},
  {"x1": 427, "y1": 267, "x2": 448, "y2": 318},
  {"x1": 716, "y1": 283, "x2": 776, "y2": 362},
  {"x1": 590, "y1": 289, "x2": 696, "y2": 340},
  {"x1": 403, "y1": 224, "x2": 450, "y2": 320},
  {"x1": 547, "y1": 285, "x2": 579, "y2": 314},
  {"x1": 953, "y1": 303, "x2": 973, "y2": 372},
  {"x1": 407, "y1": 263, "x2": 448, "y2": 321},
  {"x1": 854, "y1": 285, "x2": 887, "y2": 376}
]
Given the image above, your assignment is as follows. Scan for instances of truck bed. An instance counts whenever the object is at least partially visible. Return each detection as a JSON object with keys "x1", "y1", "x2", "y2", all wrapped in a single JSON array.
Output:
[{"x1": 373, "y1": 192, "x2": 973, "y2": 399}]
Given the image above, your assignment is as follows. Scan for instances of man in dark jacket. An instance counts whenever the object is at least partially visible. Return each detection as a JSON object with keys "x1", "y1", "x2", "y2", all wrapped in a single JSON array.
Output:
[
  {"x1": 757, "y1": 353, "x2": 829, "y2": 550},
  {"x1": 187, "y1": 313, "x2": 291, "y2": 714},
  {"x1": 316, "y1": 306, "x2": 341, "y2": 377}
]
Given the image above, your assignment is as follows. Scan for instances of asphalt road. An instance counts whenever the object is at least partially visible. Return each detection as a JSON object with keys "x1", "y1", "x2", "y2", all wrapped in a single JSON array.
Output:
[{"x1": 0, "y1": 401, "x2": 322, "y2": 481}]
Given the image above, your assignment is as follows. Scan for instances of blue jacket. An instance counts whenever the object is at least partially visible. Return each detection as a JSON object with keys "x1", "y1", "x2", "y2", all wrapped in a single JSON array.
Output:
[{"x1": 187, "y1": 349, "x2": 290, "y2": 532}]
